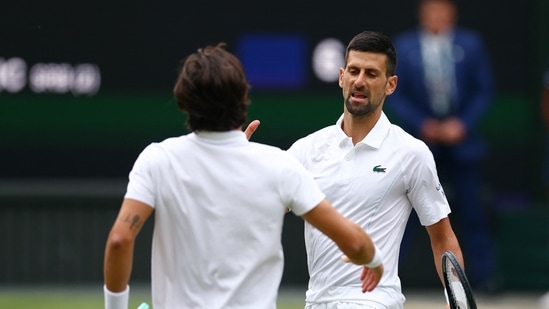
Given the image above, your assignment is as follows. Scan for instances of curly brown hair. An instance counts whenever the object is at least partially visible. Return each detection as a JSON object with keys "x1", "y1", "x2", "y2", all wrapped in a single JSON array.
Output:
[{"x1": 173, "y1": 43, "x2": 251, "y2": 131}]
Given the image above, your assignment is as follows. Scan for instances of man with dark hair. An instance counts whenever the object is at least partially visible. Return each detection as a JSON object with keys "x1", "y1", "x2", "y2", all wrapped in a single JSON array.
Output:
[
  {"x1": 103, "y1": 43, "x2": 384, "y2": 309},
  {"x1": 247, "y1": 31, "x2": 463, "y2": 308}
]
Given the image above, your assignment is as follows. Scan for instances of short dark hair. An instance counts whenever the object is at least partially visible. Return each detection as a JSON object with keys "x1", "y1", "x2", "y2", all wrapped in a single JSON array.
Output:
[
  {"x1": 173, "y1": 43, "x2": 250, "y2": 132},
  {"x1": 345, "y1": 31, "x2": 397, "y2": 76}
]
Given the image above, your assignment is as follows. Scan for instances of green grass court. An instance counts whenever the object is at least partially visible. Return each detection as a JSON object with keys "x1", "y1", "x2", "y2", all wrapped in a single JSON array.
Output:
[
  {"x1": 0, "y1": 285, "x2": 544, "y2": 309},
  {"x1": 0, "y1": 285, "x2": 305, "y2": 309}
]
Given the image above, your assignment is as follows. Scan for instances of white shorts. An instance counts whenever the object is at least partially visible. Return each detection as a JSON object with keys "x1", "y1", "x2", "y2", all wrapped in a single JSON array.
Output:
[
  {"x1": 304, "y1": 301, "x2": 392, "y2": 309},
  {"x1": 304, "y1": 286, "x2": 404, "y2": 309}
]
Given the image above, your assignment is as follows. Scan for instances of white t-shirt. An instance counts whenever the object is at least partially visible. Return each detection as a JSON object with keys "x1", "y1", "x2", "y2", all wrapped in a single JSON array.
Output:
[
  {"x1": 288, "y1": 113, "x2": 450, "y2": 307},
  {"x1": 125, "y1": 130, "x2": 325, "y2": 309}
]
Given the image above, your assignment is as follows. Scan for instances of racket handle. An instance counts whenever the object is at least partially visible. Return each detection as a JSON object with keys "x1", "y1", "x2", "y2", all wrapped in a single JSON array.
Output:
[{"x1": 137, "y1": 302, "x2": 150, "y2": 309}]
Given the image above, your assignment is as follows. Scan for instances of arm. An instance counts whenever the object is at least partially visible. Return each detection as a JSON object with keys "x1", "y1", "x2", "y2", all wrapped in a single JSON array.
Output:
[
  {"x1": 425, "y1": 217, "x2": 463, "y2": 287},
  {"x1": 104, "y1": 198, "x2": 154, "y2": 292},
  {"x1": 301, "y1": 198, "x2": 383, "y2": 292}
]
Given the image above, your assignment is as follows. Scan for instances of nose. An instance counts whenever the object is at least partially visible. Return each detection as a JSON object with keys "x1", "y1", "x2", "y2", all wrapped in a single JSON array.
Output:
[{"x1": 353, "y1": 71, "x2": 366, "y2": 87}]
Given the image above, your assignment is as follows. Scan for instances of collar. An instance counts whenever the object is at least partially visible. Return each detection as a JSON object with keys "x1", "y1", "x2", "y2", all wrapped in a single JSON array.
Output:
[
  {"x1": 335, "y1": 112, "x2": 390, "y2": 149},
  {"x1": 420, "y1": 29, "x2": 454, "y2": 42},
  {"x1": 193, "y1": 130, "x2": 248, "y2": 144}
]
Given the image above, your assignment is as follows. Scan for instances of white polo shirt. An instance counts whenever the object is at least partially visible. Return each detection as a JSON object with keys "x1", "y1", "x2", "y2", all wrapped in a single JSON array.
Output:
[
  {"x1": 125, "y1": 130, "x2": 325, "y2": 309},
  {"x1": 288, "y1": 112, "x2": 450, "y2": 306}
]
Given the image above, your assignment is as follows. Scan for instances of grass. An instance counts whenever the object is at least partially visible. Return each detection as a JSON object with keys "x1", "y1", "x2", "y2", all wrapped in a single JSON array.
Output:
[
  {"x1": 0, "y1": 285, "x2": 306, "y2": 309},
  {"x1": 0, "y1": 285, "x2": 545, "y2": 309}
]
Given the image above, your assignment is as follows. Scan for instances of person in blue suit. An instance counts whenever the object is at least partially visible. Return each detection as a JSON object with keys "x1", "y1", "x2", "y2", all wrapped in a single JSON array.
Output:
[{"x1": 388, "y1": 0, "x2": 498, "y2": 292}]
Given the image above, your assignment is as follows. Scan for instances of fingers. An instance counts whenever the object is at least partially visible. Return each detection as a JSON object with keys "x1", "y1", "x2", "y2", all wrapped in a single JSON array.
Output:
[
  {"x1": 361, "y1": 265, "x2": 383, "y2": 293},
  {"x1": 341, "y1": 256, "x2": 383, "y2": 293},
  {"x1": 244, "y1": 120, "x2": 260, "y2": 140}
]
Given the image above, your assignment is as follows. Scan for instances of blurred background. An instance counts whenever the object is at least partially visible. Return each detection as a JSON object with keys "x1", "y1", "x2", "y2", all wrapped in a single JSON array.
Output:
[{"x1": 1, "y1": 0, "x2": 548, "y2": 300}]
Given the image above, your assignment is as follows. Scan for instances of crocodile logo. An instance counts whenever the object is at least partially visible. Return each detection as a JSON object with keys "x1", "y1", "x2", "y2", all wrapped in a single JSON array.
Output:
[
  {"x1": 373, "y1": 165, "x2": 386, "y2": 173},
  {"x1": 436, "y1": 183, "x2": 446, "y2": 196}
]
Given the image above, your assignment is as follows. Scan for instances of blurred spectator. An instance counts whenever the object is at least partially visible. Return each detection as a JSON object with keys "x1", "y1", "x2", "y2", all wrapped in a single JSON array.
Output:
[{"x1": 388, "y1": 0, "x2": 498, "y2": 292}]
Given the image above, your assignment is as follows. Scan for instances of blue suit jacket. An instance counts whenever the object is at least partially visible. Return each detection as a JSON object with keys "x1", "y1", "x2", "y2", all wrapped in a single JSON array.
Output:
[{"x1": 387, "y1": 27, "x2": 494, "y2": 162}]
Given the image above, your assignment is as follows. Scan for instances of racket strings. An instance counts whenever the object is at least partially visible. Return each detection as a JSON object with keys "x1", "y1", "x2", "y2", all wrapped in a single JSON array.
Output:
[{"x1": 445, "y1": 259, "x2": 469, "y2": 309}]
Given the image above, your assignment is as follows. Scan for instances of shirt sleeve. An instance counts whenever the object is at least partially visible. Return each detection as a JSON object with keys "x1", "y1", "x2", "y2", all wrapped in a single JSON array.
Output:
[
  {"x1": 279, "y1": 152, "x2": 325, "y2": 216},
  {"x1": 405, "y1": 142, "x2": 451, "y2": 226},
  {"x1": 124, "y1": 143, "x2": 160, "y2": 208},
  {"x1": 286, "y1": 138, "x2": 305, "y2": 163}
]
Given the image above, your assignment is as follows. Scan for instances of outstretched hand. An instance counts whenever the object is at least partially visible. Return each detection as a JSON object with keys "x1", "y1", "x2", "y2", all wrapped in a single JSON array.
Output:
[
  {"x1": 244, "y1": 120, "x2": 260, "y2": 140},
  {"x1": 341, "y1": 255, "x2": 383, "y2": 293}
]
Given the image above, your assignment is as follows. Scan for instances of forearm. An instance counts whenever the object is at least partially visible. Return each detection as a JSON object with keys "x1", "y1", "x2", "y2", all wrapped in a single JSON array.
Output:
[
  {"x1": 333, "y1": 221, "x2": 384, "y2": 268},
  {"x1": 103, "y1": 199, "x2": 152, "y2": 309},
  {"x1": 426, "y1": 218, "x2": 463, "y2": 287},
  {"x1": 302, "y1": 202, "x2": 381, "y2": 267},
  {"x1": 432, "y1": 237, "x2": 463, "y2": 287},
  {"x1": 103, "y1": 199, "x2": 152, "y2": 292},
  {"x1": 104, "y1": 236, "x2": 135, "y2": 292}
]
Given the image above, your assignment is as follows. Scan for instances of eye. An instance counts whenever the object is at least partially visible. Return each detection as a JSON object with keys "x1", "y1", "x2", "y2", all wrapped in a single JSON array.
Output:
[{"x1": 347, "y1": 68, "x2": 359, "y2": 75}]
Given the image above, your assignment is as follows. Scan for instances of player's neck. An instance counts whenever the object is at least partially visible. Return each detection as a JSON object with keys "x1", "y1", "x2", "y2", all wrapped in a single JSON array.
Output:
[{"x1": 342, "y1": 111, "x2": 380, "y2": 145}]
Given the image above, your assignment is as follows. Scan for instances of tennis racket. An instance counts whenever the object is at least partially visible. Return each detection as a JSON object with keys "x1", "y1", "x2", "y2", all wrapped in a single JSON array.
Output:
[{"x1": 442, "y1": 250, "x2": 477, "y2": 309}]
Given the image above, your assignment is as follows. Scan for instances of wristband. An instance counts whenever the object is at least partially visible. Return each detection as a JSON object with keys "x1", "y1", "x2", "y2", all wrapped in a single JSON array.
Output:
[
  {"x1": 364, "y1": 245, "x2": 383, "y2": 268},
  {"x1": 104, "y1": 285, "x2": 129, "y2": 309}
]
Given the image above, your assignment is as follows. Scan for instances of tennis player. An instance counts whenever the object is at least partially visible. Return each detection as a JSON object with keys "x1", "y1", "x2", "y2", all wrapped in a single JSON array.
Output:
[
  {"x1": 246, "y1": 31, "x2": 464, "y2": 308},
  {"x1": 103, "y1": 43, "x2": 384, "y2": 309}
]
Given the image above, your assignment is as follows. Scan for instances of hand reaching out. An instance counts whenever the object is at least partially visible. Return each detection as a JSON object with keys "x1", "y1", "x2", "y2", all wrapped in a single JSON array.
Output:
[{"x1": 244, "y1": 120, "x2": 260, "y2": 140}]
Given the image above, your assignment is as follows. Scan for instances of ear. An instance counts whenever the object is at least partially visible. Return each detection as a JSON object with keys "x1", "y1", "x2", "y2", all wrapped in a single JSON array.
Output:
[
  {"x1": 338, "y1": 67, "x2": 345, "y2": 88},
  {"x1": 385, "y1": 75, "x2": 398, "y2": 95}
]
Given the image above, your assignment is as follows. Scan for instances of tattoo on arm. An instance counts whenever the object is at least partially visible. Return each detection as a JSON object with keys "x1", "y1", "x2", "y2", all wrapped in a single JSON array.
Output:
[{"x1": 121, "y1": 214, "x2": 141, "y2": 230}]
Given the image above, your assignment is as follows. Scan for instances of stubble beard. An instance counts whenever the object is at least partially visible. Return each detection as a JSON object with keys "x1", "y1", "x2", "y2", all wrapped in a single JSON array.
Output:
[{"x1": 344, "y1": 95, "x2": 378, "y2": 117}]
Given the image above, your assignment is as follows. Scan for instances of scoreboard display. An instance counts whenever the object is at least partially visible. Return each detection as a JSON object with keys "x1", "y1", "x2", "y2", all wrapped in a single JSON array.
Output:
[{"x1": 0, "y1": 0, "x2": 530, "y2": 177}]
